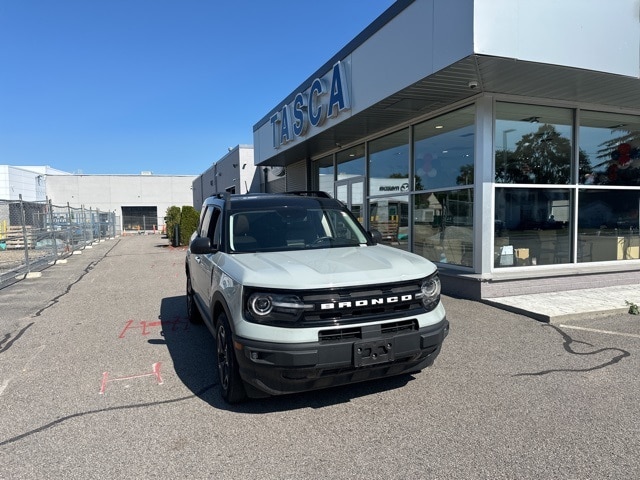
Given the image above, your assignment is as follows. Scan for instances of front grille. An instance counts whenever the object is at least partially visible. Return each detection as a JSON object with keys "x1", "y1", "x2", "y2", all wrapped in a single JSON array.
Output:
[
  {"x1": 318, "y1": 327, "x2": 362, "y2": 342},
  {"x1": 318, "y1": 319, "x2": 418, "y2": 343},
  {"x1": 380, "y1": 319, "x2": 417, "y2": 335},
  {"x1": 243, "y1": 275, "x2": 440, "y2": 328},
  {"x1": 300, "y1": 280, "x2": 426, "y2": 327}
]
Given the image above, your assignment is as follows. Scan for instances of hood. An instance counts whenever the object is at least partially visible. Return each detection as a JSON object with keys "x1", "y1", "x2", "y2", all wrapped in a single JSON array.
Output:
[{"x1": 223, "y1": 244, "x2": 437, "y2": 289}]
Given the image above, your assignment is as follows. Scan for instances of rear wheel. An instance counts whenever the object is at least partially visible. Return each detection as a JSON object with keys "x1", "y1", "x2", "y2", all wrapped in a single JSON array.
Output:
[
  {"x1": 186, "y1": 274, "x2": 202, "y2": 324},
  {"x1": 216, "y1": 313, "x2": 247, "y2": 403}
]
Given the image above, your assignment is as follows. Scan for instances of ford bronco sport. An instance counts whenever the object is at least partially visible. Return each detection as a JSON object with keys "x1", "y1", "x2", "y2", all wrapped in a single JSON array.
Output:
[{"x1": 185, "y1": 192, "x2": 448, "y2": 403}]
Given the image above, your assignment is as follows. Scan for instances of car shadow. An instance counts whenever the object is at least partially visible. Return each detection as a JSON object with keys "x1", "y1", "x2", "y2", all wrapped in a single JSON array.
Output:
[{"x1": 158, "y1": 295, "x2": 415, "y2": 413}]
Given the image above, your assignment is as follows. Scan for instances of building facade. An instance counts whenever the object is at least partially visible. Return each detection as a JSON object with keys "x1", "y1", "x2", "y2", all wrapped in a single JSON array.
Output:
[
  {"x1": 46, "y1": 173, "x2": 196, "y2": 233},
  {"x1": 0, "y1": 165, "x2": 70, "y2": 202},
  {"x1": 252, "y1": 0, "x2": 640, "y2": 299},
  {"x1": 192, "y1": 145, "x2": 259, "y2": 209}
]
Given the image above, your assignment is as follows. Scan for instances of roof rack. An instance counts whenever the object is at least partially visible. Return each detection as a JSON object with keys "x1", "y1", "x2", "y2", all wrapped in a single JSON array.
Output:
[
  {"x1": 214, "y1": 192, "x2": 232, "y2": 201},
  {"x1": 284, "y1": 191, "x2": 332, "y2": 198}
]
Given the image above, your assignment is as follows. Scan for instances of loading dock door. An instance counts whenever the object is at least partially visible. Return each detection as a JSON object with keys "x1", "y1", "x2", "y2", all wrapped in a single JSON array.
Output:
[{"x1": 122, "y1": 206, "x2": 158, "y2": 232}]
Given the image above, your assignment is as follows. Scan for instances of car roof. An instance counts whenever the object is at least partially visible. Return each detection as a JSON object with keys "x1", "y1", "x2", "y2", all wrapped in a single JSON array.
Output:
[{"x1": 203, "y1": 192, "x2": 343, "y2": 210}]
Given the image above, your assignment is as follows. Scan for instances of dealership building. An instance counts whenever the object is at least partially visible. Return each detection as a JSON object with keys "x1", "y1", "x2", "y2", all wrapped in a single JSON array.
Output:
[{"x1": 252, "y1": 0, "x2": 640, "y2": 300}]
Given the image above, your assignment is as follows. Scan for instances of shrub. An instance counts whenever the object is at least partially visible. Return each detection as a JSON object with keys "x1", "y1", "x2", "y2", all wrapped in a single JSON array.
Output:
[
  {"x1": 165, "y1": 206, "x2": 181, "y2": 244},
  {"x1": 179, "y1": 205, "x2": 200, "y2": 246}
]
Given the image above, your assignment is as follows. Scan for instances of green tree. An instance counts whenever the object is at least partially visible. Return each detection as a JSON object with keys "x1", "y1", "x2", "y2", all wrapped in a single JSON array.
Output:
[
  {"x1": 456, "y1": 164, "x2": 474, "y2": 185},
  {"x1": 495, "y1": 124, "x2": 588, "y2": 184}
]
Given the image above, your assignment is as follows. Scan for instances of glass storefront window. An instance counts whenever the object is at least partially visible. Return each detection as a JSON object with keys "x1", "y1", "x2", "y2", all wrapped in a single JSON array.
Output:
[
  {"x1": 495, "y1": 103, "x2": 573, "y2": 184},
  {"x1": 578, "y1": 189, "x2": 640, "y2": 262},
  {"x1": 337, "y1": 144, "x2": 365, "y2": 179},
  {"x1": 494, "y1": 188, "x2": 571, "y2": 267},
  {"x1": 413, "y1": 189, "x2": 473, "y2": 267},
  {"x1": 315, "y1": 154, "x2": 334, "y2": 194},
  {"x1": 369, "y1": 196, "x2": 409, "y2": 251},
  {"x1": 334, "y1": 145, "x2": 365, "y2": 221},
  {"x1": 414, "y1": 107, "x2": 475, "y2": 192},
  {"x1": 369, "y1": 129, "x2": 409, "y2": 194},
  {"x1": 367, "y1": 130, "x2": 410, "y2": 250},
  {"x1": 579, "y1": 111, "x2": 640, "y2": 186}
]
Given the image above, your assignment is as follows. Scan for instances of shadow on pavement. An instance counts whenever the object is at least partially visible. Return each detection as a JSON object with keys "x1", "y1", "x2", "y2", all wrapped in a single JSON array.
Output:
[{"x1": 158, "y1": 295, "x2": 415, "y2": 413}]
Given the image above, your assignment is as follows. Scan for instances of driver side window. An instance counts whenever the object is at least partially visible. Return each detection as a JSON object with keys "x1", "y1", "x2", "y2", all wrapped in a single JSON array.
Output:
[
  {"x1": 208, "y1": 208, "x2": 222, "y2": 245},
  {"x1": 198, "y1": 205, "x2": 222, "y2": 247}
]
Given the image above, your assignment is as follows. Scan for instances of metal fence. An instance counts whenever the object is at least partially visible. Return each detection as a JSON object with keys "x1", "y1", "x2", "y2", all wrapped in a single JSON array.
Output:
[{"x1": 0, "y1": 196, "x2": 119, "y2": 288}]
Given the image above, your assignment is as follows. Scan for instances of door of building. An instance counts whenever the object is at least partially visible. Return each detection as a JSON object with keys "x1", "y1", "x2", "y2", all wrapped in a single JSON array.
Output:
[{"x1": 335, "y1": 177, "x2": 364, "y2": 224}]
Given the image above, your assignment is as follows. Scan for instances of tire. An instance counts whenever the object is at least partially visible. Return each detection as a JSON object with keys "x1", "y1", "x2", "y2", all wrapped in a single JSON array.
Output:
[
  {"x1": 186, "y1": 274, "x2": 202, "y2": 324},
  {"x1": 216, "y1": 313, "x2": 247, "y2": 404}
]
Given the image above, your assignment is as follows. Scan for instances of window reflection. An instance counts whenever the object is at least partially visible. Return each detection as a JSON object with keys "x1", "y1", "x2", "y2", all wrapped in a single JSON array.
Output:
[
  {"x1": 495, "y1": 103, "x2": 572, "y2": 184},
  {"x1": 579, "y1": 111, "x2": 640, "y2": 186},
  {"x1": 369, "y1": 196, "x2": 409, "y2": 251},
  {"x1": 413, "y1": 189, "x2": 473, "y2": 267},
  {"x1": 414, "y1": 107, "x2": 475, "y2": 191},
  {"x1": 578, "y1": 190, "x2": 640, "y2": 262},
  {"x1": 337, "y1": 144, "x2": 365, "y2": 178},
  {"x1": 315, "y1": 154, "x2": 334, "y2": 194},
  {"x1": 494, "y1": 188, "x2": 571, "y2": 267},
  {"x1": 369, "y1": 129, "x2": 409, "y2": 184},
  {"x1": 368, "y1": 130, "x2": 410, "y2": 251}
]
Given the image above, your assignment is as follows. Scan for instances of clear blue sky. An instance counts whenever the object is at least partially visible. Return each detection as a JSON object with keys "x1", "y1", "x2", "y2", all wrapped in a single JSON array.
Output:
[{"x1": 0, "y1": 0, "x2": 395, "y2": 175}]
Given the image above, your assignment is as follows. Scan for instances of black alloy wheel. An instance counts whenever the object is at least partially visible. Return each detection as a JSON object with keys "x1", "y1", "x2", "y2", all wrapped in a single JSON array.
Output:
[{"x1": 215, "y1": 313, "x2": 246, "y2": 403}]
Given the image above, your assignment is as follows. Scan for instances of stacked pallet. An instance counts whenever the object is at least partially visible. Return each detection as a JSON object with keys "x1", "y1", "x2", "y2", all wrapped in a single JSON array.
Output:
[{"x1": 2, "y1": 226, "x2": 35, "y2": 250}]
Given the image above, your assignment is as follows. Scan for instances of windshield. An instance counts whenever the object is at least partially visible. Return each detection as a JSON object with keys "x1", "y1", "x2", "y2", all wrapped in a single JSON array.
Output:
[{"x1": 229, "y1": 206, "x2": 370, "y2": 253}]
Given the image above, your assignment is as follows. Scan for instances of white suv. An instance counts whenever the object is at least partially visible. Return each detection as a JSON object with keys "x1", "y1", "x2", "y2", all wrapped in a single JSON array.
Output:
[{"x1": 185, "y1": 192, "x2": 448, "y2": 403}]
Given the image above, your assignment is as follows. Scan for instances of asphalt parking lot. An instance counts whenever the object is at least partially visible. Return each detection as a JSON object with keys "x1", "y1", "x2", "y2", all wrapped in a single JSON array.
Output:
[{"x1": 1, "y1": 234, "x2": 638, "y2": 479}]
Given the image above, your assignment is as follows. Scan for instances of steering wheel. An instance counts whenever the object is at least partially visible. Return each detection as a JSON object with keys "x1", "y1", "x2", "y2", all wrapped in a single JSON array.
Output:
[{"x1": 312, "y1": 236, "x2": 333, "y2": 245}]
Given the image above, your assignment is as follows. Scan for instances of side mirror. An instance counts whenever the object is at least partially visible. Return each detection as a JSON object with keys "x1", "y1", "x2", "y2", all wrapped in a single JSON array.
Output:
[
  {"x1": 190, "y1": 236, "x2": 217, "y2": 254},
  {"x1": 369, "y1": 229, "x2": 383, "y2": 244}
]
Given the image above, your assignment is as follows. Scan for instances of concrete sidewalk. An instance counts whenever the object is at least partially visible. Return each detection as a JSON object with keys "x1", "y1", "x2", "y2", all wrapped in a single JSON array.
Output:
[{"x1": 484, "y1": 284, "x2": 640, "y2": 322}]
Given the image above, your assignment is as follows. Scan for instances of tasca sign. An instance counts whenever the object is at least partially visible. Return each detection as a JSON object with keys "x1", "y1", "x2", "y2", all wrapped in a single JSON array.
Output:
[{"x1": 270, "y1": 61, "x2": 350, "y2": 149}]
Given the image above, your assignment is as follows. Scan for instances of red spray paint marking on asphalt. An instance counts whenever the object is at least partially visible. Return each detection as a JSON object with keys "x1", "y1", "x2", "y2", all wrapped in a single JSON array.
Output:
[
  {"x1": 118, "y1": 316, "x2": 188, "y2": 338},
  {"x1": 100, "y1": 362, "x2": 163, "y2": 394}
]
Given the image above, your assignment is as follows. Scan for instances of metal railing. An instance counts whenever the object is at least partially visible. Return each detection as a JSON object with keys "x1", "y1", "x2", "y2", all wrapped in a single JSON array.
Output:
[{"x1": 0, "y1": 196, "x2": 119, "y2": 288}]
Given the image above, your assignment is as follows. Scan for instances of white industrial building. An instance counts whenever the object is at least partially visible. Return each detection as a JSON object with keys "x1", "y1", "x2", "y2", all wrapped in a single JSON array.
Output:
[
  {"x1": 0, "y1": 165, "x2": 70, "y2": 202},
  {"x1": 46, "y1": 173, "x2": 196, "y2": 233},
  {"x1": 191, "y1": 144, "x2": 295, "y2": 209},
  {"x1": 192, "y1": 145, "x2": 259, "y2": 210},
  {"x1": 1, "y1": 165, "x2": 196, "y2": 233}
]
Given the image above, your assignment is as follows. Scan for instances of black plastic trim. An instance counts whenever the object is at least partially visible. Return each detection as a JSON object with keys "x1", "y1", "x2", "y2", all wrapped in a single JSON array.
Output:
[{"x1": 233, "y1": 317, "x2": 449, "y2": 396}]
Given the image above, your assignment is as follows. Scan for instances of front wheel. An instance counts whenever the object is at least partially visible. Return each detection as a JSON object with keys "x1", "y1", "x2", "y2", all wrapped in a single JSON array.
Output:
[{"x1": 216, "y1": 313, "x2": 247, "y2": 403}]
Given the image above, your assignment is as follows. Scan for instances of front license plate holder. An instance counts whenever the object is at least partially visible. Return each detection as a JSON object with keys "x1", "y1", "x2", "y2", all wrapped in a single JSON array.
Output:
[{"x1": 353, "y1": 339, "x2": 395, "y2": 367}]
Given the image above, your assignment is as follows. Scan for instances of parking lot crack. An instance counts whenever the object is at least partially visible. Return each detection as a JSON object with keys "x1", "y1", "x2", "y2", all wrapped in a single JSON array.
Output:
[
  {"x1": 514, "y1": 324, "x2": 630, "y2": 376},
  {"x1": 0, "y1": 323, "x2": 34, "y2": 354},
  {"x1": 0, "y1": 383, "x2": 216, "y2": 447},
  {"x1": 33, "y1": 241, "x2": 120, "y2": 318}
]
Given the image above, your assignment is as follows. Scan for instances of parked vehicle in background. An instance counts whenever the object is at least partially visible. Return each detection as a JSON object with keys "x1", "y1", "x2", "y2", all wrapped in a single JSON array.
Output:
[{"x1": 185, "y1": 192, "x2": 449, "y2": 403}]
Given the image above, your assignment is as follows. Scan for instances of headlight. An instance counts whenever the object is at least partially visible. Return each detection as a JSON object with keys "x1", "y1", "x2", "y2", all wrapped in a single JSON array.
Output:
[
  {"x1": 249, "y1": 294, "x2": 273, "y2": 316},
  {"x1": 419, "y1": 275, "x2": 441, "y2": 310},
  {"x1": 246, "y1": 292, "x2": 311, "y2": 324}
]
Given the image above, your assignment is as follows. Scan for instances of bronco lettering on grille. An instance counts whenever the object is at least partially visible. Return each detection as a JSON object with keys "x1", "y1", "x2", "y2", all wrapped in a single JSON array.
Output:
[{"x1": 320, "y1": 294, "x2": 415, "y2": 310}]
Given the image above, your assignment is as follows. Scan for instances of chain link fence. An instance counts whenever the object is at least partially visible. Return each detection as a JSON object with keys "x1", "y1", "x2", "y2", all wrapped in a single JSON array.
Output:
[{"x1": 0, "y1": 196, "x2": 119, "y2": 288}]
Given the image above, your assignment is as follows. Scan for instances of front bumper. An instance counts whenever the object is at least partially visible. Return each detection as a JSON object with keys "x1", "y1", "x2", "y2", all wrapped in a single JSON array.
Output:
[{"x1": 234, "y1": 317, "x2": 449, "y2": 396}]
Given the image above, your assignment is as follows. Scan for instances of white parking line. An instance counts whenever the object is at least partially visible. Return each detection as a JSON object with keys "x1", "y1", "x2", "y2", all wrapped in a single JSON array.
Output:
[
  {"x1": 0, "y1": 379, "x2": 9, "y2": 396},
  {"x1": 559, "y1": 324, "x2": 640, "y2": 339},
  {"x1": 22, "y1": 345, "x2": 46, "y2": 372}
]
